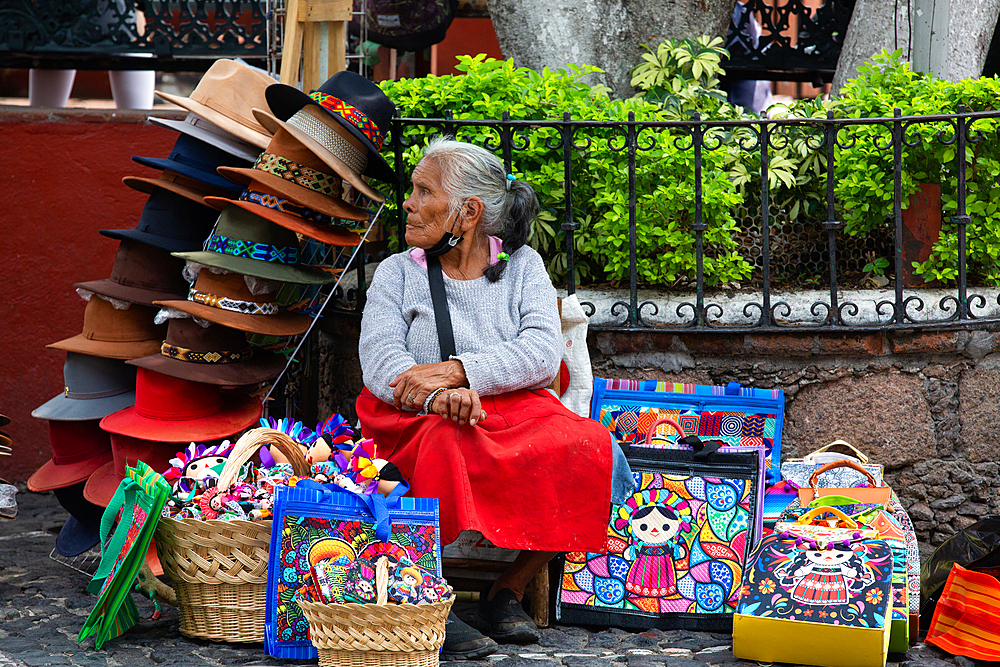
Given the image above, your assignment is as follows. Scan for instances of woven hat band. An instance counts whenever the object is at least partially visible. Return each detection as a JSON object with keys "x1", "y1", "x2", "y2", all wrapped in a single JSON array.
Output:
[
  {"x1": 188, "y1": 287, "x2": 280, "y2": 316},
  {"x1": 253, "y1": 151, "x2": 342, "y2": 196},
  {"x1": 205, "y1": 233, "x2": 298, "y2": 264},
  {"x1": 288, "y1": 109, "x2": 368, "y2": 174},
  {"x1": 308, "y1": 91, "x2": 384, "y2": 150},
  {"x1": 161, "y1": 341, "x2": 254, "y2": 364}
]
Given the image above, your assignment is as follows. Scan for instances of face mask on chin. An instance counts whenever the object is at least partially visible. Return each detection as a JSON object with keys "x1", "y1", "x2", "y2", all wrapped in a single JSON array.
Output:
[{"x1": 424, "y1": 208, "x2": 464, "y2": 257}]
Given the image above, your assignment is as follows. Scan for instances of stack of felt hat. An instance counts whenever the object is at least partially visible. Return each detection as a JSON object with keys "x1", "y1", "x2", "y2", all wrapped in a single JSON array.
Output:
[
  {"x1": 0, "y1": 414, "x2": 14, "y2": 521},
  {"x1": 29, "y1": 60, "x2": 276, "y2": 534},
  {"x1": 33, "y1": 64, "x2": 398, "y2": 556}
]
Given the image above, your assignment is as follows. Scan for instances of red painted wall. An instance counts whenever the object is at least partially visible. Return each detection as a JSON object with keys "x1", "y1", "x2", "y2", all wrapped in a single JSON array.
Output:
[
  {"x1": 0, "y1": 109, "x2": 181, "y2": 482},
  {"x1": 431, "y1": 17, "x2": 503, "y2": 76}
]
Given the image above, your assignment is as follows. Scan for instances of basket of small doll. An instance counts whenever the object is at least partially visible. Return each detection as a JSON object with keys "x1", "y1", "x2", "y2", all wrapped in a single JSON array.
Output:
[
  {"x1": 296, "y1": 558, "x2": 455, "y2": 667},
  {"x1": 154, "y1": 428, "x2": 310, "y2": 643}
]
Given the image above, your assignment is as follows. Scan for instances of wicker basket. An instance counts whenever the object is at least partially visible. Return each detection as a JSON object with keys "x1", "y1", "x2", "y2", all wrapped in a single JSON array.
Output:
[
  {"x1": 297, "y1": 557, "x2": 455, "y2": 667},
  {"x1": 154, "y1": 428, "x2": 310, "y2": 643}
]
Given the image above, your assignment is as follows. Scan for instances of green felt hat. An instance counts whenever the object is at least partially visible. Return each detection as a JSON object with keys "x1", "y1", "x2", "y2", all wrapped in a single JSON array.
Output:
[{"x1": 172, "y1": 205, "x2": 338, "y2": 285}]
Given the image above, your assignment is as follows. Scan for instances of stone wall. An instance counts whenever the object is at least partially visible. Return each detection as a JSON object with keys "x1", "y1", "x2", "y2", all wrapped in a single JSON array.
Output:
[
  {"x1": 318, "y1": 314, "x2": 1000, "y2": 560},
  {"x1": 591, "y1": 326, "x2": 1000, "y2": 559}
]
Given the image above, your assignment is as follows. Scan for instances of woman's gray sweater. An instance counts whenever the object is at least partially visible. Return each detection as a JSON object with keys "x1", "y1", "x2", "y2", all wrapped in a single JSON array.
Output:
[{"x1": 359, "y1": 245, "x2": 562, "y2": 406}]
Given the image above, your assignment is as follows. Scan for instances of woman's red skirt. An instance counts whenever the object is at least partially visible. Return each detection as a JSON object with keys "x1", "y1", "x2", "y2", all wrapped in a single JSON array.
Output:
[{"x1": 356, "y1": 387, "x2": 613, "y2": 552}]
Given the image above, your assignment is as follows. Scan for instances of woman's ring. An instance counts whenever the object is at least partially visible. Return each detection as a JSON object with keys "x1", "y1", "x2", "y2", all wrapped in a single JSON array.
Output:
[
  {"x1": 407, "y1": 394, "x2": 416, "y2": 404},
  {"x1": 450, "y1": 392, "x2": 461, "y2": 398}
]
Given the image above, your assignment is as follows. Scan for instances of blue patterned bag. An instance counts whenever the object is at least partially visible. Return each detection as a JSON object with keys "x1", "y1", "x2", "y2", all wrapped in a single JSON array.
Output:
[{"x1": 591, "y1": 378, "x2": 785, "y2": 484}]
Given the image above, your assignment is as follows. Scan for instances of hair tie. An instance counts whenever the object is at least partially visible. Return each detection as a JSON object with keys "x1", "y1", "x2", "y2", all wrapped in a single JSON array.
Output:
[
  {"x1": 496, "y1": 252, "x2": 510, "y2": 262},
  {"x1": 505, "y1": 173, "x2": 516, "y2": 191}
]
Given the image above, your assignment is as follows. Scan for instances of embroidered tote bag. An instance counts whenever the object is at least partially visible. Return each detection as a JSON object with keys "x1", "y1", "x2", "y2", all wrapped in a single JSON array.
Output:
[
  {"x1": 557, "y1": 421, "x2": 765, "y2": 632},
  {"x1": 79, "y1": 462, "x2": 170, "y2": 649},
  {"x1": 591, "y1": 378, "x2": 785, "y2": 483},
  {"x1": 781, "y1": 440, "x2": 885, "y2": 489},
  {"x1": 265, "y1": 481, "x2": 441, "y2": 660}
]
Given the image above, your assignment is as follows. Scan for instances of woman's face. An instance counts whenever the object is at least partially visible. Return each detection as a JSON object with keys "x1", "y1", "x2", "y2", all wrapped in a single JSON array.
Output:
[{"x1": 403, "y1": 158, "x2": 456, "y2": 249}]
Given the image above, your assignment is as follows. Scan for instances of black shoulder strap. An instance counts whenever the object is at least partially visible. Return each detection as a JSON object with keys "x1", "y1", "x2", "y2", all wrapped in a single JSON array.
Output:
[{"x1": 427, "y1": 255, "x2": 456, "y2": 362}]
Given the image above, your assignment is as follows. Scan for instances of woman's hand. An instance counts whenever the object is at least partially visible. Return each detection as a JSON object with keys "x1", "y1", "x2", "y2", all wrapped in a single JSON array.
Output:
[
  {"x1": 430, "y1": 387, "x2": 487, "y2": 426},
  {"x1": 389, "y1": 360, "x2": 467, "y2": 411}
]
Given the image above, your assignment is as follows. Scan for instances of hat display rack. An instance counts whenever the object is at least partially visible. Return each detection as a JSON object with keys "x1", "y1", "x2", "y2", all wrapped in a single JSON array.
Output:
[{"x1": 30, "y1": 61, "x2": 398, "y2": 572}]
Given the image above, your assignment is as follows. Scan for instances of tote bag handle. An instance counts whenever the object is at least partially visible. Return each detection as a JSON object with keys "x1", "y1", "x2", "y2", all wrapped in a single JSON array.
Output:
[
  {"x1": 807, "y1": 459, "x2": 879, "y2": 490},
  {"x1": 804, "y1": 440, "x2": 870, "y2": 464},
  {"x1": 794, "y1": 506, "x2": 859, "y2": 528}
]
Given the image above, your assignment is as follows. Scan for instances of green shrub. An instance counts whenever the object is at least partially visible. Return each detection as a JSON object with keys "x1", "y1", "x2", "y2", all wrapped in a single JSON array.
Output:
[{"x1": 381, "y1": 53, "x2": 752, "y2": 288}]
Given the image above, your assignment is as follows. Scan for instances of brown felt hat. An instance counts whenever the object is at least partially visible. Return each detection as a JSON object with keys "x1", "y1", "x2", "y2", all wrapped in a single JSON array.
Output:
[
  {"x1": 218, "y1": 127, "x2": 369, "y2": 220},
  {"x1": 253, "y1": 105, "x2": 385, "y2": 203},
  {"x1": 204, "y1": 175, "x2": 364, "y2": 247},
  {"x1": 155, "y1": 59, "x2": 276, "y2": 149},
  {"x1": 75, "y1": 239, "x2": 188, "y2": 307},
  {"x1": 48, "y1": 297, "x2": 166, "y2": 360},
  {"x1": 123, "y1": 170, "x2": 234, "y2": 208},
  {"x1": 153, "y1": 269, "x2": 310, "y2": 337},
  {"x1": 127, "y1": 317, "x2": 286, "y2": 386}
]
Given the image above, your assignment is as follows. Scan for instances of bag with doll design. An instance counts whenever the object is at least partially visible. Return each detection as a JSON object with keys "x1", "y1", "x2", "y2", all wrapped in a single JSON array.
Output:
[
  {"x1": 557, "y1": 418, "x2": 765, "y2": 632},
  {"x1": 733, "y1": 508, "x2": 895, "y2": 667}
]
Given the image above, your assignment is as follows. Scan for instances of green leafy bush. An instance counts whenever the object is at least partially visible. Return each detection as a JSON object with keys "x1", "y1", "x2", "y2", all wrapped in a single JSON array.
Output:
[
  {"x1": 381, "y1": 54, "x2": 752, "y2": 288},
  {"x1": 834, "y1": 49, "x2": 1000, "y2": 285}
]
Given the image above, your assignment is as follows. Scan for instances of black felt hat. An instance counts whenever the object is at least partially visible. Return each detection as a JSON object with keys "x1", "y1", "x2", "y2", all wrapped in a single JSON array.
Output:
[
  {"x1": 101, "y1": 188, "x2": 220, "y2": 254},
  {"x1": 264, "y1": 71, "x2": 397, "y2": 185}
]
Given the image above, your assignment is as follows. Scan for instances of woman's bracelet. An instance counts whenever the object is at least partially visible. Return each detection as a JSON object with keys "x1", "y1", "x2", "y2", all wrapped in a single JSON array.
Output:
[{"x1": 421, "y1": 387, "x2": 448, "y2": 415}]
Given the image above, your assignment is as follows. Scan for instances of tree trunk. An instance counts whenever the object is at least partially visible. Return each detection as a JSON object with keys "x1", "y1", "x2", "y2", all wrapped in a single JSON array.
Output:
[
  {"x1": 486, "y1": 0, "x2": 734, "y2": 99},
  {"x1": 833, "y1": 0, "x2": 1000, "y2": 93}
]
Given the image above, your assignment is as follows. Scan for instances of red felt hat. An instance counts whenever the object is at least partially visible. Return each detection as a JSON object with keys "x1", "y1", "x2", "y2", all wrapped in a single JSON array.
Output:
[
  {"x1": 100, "y1": 367, "x2": 261, "y2": 443},
  {"x1": 84, "y1": 433, "x2": 200, "y2": 507},
  {"x1": 27, "y1": 419, "x2": 114, "y2": 492}
]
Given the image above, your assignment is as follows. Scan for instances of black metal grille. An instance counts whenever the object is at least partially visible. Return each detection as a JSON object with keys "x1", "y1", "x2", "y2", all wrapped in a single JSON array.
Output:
[
  {"x1": 382, "y1": 107, "x2": 1000, "y2": 333},
  {"x1": 726, "y1": 0, "x2": 855, "y2": 82},
  {"x1": 0, "y1": 1, "x2": 270, "y2": 70}
]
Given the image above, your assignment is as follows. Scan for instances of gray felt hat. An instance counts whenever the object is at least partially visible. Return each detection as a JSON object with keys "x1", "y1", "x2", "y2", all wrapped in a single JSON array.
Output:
[{"x1": 32, "y1": 353, "x2": 137, "y2": 422}]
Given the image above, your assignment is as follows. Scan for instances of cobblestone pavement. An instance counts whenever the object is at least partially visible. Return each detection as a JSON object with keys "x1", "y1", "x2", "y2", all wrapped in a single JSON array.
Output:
[{"x1": 0, "y1": 490, "x2": 989, "y2": 667}]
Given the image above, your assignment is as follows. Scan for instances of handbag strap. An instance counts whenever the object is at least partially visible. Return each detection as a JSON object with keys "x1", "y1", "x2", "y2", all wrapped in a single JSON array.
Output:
[
  {"x1": 806, "y1": 440, "x2": 870, "y2": 463},
  {"x1": 643, "y1": 417, "x2": 721, "y2": 460},
  {"x1": 427, "y1": 255, "x2": 456, "y2": 362},
  {"x1": 795, "y1": 506, "x2": 858, "y2": 528},
  {"x1": 808, "y1": 459, "x2": 879, "y2": 489}
]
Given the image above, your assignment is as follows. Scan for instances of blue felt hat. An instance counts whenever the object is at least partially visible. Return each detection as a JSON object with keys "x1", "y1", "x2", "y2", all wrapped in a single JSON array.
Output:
[
  {"x1": 53, "y1": 482, "x2": 104, "y2": 557},
  {"x1": 131, "y1": 133, "x2": 248, "y2": 196},
  {"x1": 100, "y1": 187, "x2": 220, "y2": 254}
]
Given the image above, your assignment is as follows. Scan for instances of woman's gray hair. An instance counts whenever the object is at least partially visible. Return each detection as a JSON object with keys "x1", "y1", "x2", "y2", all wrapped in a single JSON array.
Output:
[
  {"x1": 421, "y1": 137, "x2": 509, "y2": 234},
  {"x1": 421, "y1": 136, "x2": 538, "y2": 282}
]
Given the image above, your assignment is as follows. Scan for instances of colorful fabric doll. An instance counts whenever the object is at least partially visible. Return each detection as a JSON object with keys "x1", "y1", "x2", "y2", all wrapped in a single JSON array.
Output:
[
  {"x1": 391, "y1": 565, "x2": 424, "y2": 604},
  {"x1": 615, "y1": 489, "x2": 693, "y2": 597},
  {"x1": 776, "y1": 543, "x2": 874, "y2": 605},
  {"x1": 162, "y1": 441, "x2": 234, "y2": 495}
]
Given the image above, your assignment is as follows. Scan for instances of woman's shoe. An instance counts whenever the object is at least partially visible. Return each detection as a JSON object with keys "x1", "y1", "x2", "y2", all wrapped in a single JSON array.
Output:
[
  {"x1": 475, "y1": 587, "x2": 541, "y2": 644},
  {"x1": 442, "y1": 611, "x2": 498, "y2": 660}
]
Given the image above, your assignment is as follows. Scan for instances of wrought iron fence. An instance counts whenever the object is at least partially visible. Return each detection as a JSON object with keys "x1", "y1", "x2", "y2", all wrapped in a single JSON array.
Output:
[
  {"x1": 376, "y1": 107, "x2": 1000, "y2": 333},
  {"x1": 0, "y1": 0, "x2": 272, "y2": 70}
]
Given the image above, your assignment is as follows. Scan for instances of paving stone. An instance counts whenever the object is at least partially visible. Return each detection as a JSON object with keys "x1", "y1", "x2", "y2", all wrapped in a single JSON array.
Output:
[
  {"x1": 693, "y1": 647, "x2": 735, "y2": 664},
  {"x1": 587, "y1": 632, "x2": 620, "y2": 649},
  {"x1": 493, "y1": 657, "x2": 560, "y2": 667},
  {"x1": 628, "y1": 656, "x2": 706, "y2": 667},
  {"x1": 901, "y1": 659, "x2": 956, "y2": 667},
  {"x1": 2, "y1": 640, "x2": 42, "y2": 652},
  {"x1": 538, "y1": 630, "x2": 584, "y2": 649},
  {"x1": 562, "y1": 658, "x2": 619, "y2": 667}
]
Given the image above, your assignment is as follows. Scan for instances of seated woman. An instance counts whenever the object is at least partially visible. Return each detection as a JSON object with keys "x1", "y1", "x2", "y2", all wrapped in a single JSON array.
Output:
[{"x1": 357, "y1": 138, "x2": 633, "y2": 658}]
